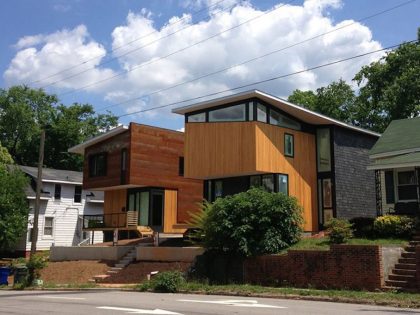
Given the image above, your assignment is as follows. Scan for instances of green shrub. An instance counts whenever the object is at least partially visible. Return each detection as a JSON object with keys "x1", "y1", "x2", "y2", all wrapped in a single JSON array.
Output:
[
  {"x1": 349, "y1": 217, "x2": 375, "y2": 238},
  {"x1": 325, "y1": 218, "x2": 353, "y2": 244},
  {"x1": 373, "y1": 215, "x2": 416, "y2": 238},
  {"x1": 150, "y1": 271, "x2": 185, "y2": 293},
  {"x1": 202, "y1": 187, "x2": 303, "y2": 257}
]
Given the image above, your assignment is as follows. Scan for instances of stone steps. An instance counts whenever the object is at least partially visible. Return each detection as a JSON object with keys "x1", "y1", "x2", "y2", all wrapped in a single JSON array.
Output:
[{"x1": 393, "y1": 268, "x2": 416, "y2": 276}]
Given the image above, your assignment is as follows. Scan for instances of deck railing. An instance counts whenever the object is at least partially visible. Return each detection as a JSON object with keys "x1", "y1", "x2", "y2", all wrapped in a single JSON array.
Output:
[{"x1": 83, "y1": 213, "x2": 127, "y2": 229}]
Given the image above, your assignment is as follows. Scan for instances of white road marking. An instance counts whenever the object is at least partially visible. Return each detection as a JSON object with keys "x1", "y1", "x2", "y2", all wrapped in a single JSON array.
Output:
[
  {"x1": 39, "y1": 296, "x2": 86, "y2": 300},
  {"x1": 178, "y1": 299, "x2": 286, "y2": 309},
  {"x1": 97, "y1": 306, "x2": 183, "y2": 314}
]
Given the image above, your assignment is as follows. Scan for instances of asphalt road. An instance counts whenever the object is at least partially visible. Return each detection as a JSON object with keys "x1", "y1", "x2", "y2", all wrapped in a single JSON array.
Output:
[{"x1": 0, "y1": 290, "x2": 419, "y2": 315}]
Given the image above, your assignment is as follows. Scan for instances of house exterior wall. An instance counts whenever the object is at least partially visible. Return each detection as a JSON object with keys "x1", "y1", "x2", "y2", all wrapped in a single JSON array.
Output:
[
  {"x1": 333, "y1": 127, "x2": 378, "y2": 219},
  {"x1": 17, "y1": 182, "x2": 104, "y2": 252}
]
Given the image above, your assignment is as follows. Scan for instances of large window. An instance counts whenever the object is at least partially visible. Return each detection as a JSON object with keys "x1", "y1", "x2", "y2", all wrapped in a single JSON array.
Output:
[
  {"x1": 262, "y1": 174, "x2": 275, "y2": 192},
  {"x1": 278, "y1": 174, "x2": 288, "y2": 195},
  {"x1": 284, "y1": 133, "x2": 294, "y2": 157},
  {"x1": 270, "y1": 109, "x2": 301, "y2": 130},
  {"x1": 54, "y1": 184, "x2": 61, "y2": 200},
  {"x1": 74, "y1": 185, "x2": 82, "y2": 203},
  {"x1": 208, "y1": 104, "x2": 246, "y2": 122},
  {"x1": 44, "y1": 217, "x2": 54, "y2": 236},
  {"x1": 187, "y1": 112, "x2": 206, "y2": 122},
  {"x1": 316, "y1": 128, "x2": 331, "y2": 172},
  {"x1": 257, "y1": 103, "x2": 267, "y2": 122},
  {"x1": 89, "y1": 152, "x2": 107, "y2": 177},
  {"x1": 397, "y1": 170, "x2": 418, "y2": 201}
]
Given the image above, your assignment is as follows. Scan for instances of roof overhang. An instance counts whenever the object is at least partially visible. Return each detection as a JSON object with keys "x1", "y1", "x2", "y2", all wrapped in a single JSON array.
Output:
[
  {"x1": 68, "y1": 125, "x2": 129, "y2": 155},
  {"x1": 172, "y1": 90, "x2": 380, "y2": 137}
]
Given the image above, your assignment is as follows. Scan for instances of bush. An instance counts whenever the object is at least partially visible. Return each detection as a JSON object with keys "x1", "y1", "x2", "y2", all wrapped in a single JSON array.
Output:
[
  {"x1": 373, "y1": 215, "x2": 416, "y2": 238},
  {"x1": 150, "y1": 271, "x2": 185, "y2": 293},
  {"x1": 202, "y1": 187, "x2": 303, "y2": 257},
  {"x1": 349, "y1": 217, "x2": 375, "y2": 238},
  {"x1": 325, "y1": 218, "x2": 353, "y2": 244}
]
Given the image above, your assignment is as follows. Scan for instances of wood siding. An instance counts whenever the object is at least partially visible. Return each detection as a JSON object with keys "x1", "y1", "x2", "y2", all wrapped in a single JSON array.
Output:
[
  {"x1": 184, "y1": 121, "x2": 318, "y2": 231},
  {"x1": 163, "y1": 189, "x2": 185, "y2": 233},
  {"x1": 104, "y1": 189, "x2": 127, "y2": 228}
]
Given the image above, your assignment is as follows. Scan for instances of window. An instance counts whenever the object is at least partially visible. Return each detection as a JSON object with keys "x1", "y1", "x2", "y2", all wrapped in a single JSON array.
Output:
[
  {"x1": 214, "y1": 180, "x2": 223, "y2": 198},
  {"x1": 187, "y1": 112, "x2": 206, "y2": 123},
  {"x1": 278, "y1": 174, "x2": 288, "y2": 195},
  {"x1": 250, "y1": 175, "x2": 261, "y2": 188},
  {"x1": 54, "y1": 184, "x2": 61, "y2": 200},
  {"x1": 44, "y1": 217, "x2": 54, "y2": 236},
  {"x1": 89, "y1": 153, "x2": 107, "y2": 177},
  {"x1": 248, "y1": 102, "x2": 254, "y2": 121},
  {"x1": 397, "y1": 170, "x2": 418, "y2": 201},
  {"x1": 208, "y1": 104, "x2": 246, "y2": 122},
  {"x1": 120, "y1": 149, "x2": 127, "y2": 184},
  {"x1": 284, "y1": 134, "x2": 294, "y2": 157},
  {"x1": 262, "y1": 174, "x2": 274, "y2": 192},
  {"x1": 178, "y1": 157, "x2": 184, "y2": 176},
  {"x1": 269, "y1": 109, "x2": 301, "y2": 130},
  {"x1": 74, "y1": 185, "x2": 82, "y2": 203},
  {"x1": 257, "y1": 103, "x2": 267, "y2": 122},
  {"x1": 316, "y1": 128, "x2": 331, "y2": 172}
]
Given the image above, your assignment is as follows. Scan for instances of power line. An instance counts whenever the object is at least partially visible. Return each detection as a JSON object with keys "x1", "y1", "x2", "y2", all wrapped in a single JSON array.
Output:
[
  {"x1": 117, "y1": 39, "x2": 417, "y2": 119},
  {"x1": 96, "y1": 0, "x2": 417, "y2": 112},
  {"x1": 49, "y1": 0, "x2": 298, "y2": 93},
  {"x1": 28, "y1": 0, "x2": 228, "y2": 86}
]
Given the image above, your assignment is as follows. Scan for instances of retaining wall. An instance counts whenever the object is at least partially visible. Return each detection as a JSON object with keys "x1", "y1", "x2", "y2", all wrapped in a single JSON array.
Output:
[
  {"x1": 137, "y1": 247, "x2": 204, "y2": 262},
  {"x1": 50, "y1": 246, "x2": 132, "y2": 262}
]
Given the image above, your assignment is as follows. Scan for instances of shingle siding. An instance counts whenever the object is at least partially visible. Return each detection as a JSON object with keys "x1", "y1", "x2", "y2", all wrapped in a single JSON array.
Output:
[{"x1": 333, "y1": 127, "x2": 378, "y2": 219}]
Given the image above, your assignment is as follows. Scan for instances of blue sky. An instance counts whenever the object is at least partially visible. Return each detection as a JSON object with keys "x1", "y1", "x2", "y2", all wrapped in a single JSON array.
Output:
[{"x1": 1, "y1": 0, "x2": 419, "y2": 130}]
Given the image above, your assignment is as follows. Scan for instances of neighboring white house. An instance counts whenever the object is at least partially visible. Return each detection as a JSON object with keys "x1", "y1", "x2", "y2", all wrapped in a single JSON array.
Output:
[{"x1": 15, "y1": 165, "x2": 104, "y2": 255}]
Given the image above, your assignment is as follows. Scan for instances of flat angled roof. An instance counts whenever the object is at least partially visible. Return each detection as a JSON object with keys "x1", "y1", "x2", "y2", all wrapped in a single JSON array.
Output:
[
  {"x1": 172, "y1": 90, "x2": 380, "y2": 137},
  {"x1": 68, "y1": 125, "x2": 128, "y2": 155}
]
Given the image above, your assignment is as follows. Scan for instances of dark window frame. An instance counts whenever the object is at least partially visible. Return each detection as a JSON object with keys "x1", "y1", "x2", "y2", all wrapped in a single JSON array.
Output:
[
  {"x1": 88, "y1": 152, "x2": 107, "y2": 178},
  {"x1": 74, "y1": 185, "x2": 82, "y2": 203},
  {"x1": 284, "y1": 133, "x2": 294, "y2": 158},
  {"x1": 54, "y1": 184, "x2": 61, "y2": 200},
  {"x1": 178, "y1": 157, "x2": 185, "y2": 176},
  {"x1": 120, "y1": 149, "x2": 128, "y2": 185}
]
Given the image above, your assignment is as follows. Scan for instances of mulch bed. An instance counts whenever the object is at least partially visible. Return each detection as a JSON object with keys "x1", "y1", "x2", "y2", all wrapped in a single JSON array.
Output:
[
  {"x1": 40, "y1": 260, "x2": 114, "y2": 285},
  {"x1": 102, "y1": 261, "x2": 192, "y2": 284}
]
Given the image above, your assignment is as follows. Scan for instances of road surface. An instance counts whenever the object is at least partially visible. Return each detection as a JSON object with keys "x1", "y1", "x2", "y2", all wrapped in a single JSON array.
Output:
[{"x1": 0, "y1": 290, "x2": 418, "y2": 314}]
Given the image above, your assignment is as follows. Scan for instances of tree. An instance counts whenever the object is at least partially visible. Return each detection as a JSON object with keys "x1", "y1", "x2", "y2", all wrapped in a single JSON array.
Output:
[
  {"x1": 0, "y1": 86, "x2": 118, "y2": 170},
  {"x1": 0, "y1": 143, "x2": 29, "y2": 251},
  {"x1": 288, "y1": 79, "x2": 356, "y2": 123},
  {"x1": 353, "y1": 34, "x2": 420, "y2": 132},
  {"x1": 201, "y1": 187, "x2": 303, "y2": 257}
]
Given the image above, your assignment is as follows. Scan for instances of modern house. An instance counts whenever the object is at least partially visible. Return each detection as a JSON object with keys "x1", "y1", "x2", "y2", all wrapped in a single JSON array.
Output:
[
  {"x1": 68, "y1": 123, "x2": 203, "y2": 240},
  {"x1": 15, "y1": 166, "x2": 104, "y2": 256},
  {"x1": 172, "y1": 90, "x2": 380, "y2": 232},
  {"x1": 367, "y1": 117, "x2": 420, "y2": 216}
]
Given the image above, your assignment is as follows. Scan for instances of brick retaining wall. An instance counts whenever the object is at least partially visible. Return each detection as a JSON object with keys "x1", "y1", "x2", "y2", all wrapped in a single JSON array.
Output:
[{"x1": 244, "y1": 245, "x2": 383, "y2": 290}]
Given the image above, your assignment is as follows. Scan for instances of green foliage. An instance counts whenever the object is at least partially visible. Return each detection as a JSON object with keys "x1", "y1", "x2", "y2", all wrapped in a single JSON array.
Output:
[
  {"x1": 27, "y1": 254, "x2": 48, "y2": 282},
  {"x1": 0, "y1": 142, "x2": 13, "y2": 165},
  {"x1": 148, "y1": 271, "x2": 185, "y2": 293},
  {"x1": 185, "y1": 202, "x2": 209, "y2": 243},
  {"x1": 201, "y1": 187, "x2": 303, "y2": 257},
  {"x1": 0, "y1": 164, "x2": 29, "y2": 251},
  {"x1": 325, "y1": 218, "x2": 353, "y2": 244},
  {"x1": 373, "y1": 215, "x2": 416, "y2": 238},
  {"x1": 349, "y1": 217, "x2": 375, "y2": 238},
  {"x1": 0, "y1": 85, "x2": 118, "y2": 171}
]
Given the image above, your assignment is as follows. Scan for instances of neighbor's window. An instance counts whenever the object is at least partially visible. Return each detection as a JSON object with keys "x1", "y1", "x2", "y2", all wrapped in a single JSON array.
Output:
[
  {"x1": 54, "y1": 184, "x2": 61, "y2": 200},
  {"x1": 44, "y1": 217, "x2": 54, "y2": 236},
  {"x1": 397, "y1": 170, "x2": 418, "y2": 201},
  {"x1": 74, "y1": 185, "x2": 82, "y2": 203},
  {"x1": 208, "y1": 104, "x2": 246, "y2": 122},
  {"x1": 257, "y1": 103, "x2": 267, "y2": 122},
  {"x1": 187, "y1": 112, "x2": 206, "y2": 123},
  {"x1": 262, "y1": 174, "x2": 274, "y2": 192},
  {"x1": 316, "y1": 128, "x2": 331, "y2": 172},
  {"x1": 277, "y1": 174, "x2": 288, "y2": 195},
  {"x1": 284, "y1": 133, "x2": 294, "y2": 157},
  {"x1": 89, "y1": 152, "x2": 107, "y2": 177}
]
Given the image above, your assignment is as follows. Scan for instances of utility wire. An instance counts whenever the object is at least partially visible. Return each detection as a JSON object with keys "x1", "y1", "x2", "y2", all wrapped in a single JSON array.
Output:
[
  {"x1": 96, "y1": 0, "x2": 417, "y2": 112},
  {"x1": 48, "y1": 0, "x2": 298, "y2": 93},
  {"x1": 117, "y1": 39, "x2": 417, "y2": 119},
  {"x1": 28, "y1": 0, "x2": 228, "y2": 86}
]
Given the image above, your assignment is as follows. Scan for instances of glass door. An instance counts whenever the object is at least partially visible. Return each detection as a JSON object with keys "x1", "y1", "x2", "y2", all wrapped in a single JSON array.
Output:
[{"x1": 150, "y1": 189, "x2": 164, "y2": 231}]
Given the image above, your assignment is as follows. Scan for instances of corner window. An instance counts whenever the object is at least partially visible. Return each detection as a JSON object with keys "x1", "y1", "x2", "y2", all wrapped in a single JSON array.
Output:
[
  {"x1": 257, "y1": 103, "x2": 267, "y2": 122},
  {"x1": 270, "y1": 109, "x2": 301, "y2": 130},
  {"x1": 187, "y1": 112, "x2": 206, "y2": 123},
  {"x1": 250, "y1": 175, "x2": 261, "y2": 188},
  {"x1": 262, "y1": 174, "x2": 274, "y2": 192},
  {"x1": 208, "y1": 104, "x2": 246, "y2": 122},
  {"x1": 44, "y1": 217, "x2": 54, "y2": 236},
  {"x1": 248, "y1": 102, "x2": 254, "y2": 121},
  {"x1": 284, "y1": 134, "x2": 294, "y2": 157},
  {"x1": 397, "y1": 170, "x2": 418, "y2": 201},
  {"x1": 178, "y1": 157, "x2": 184, "y2": 176},
  {"x1": 278, "y1": 174, "x2": 288, "y2": 195},
  {"x1": 74, "y1": 185, "x2": 82, "y2": 203},
  {"x1": 54, "y1": 184, "x2": 61, "y2": 200},
  {"x1": 89, "y1": 153, "x2": 107, "y2": 177}
]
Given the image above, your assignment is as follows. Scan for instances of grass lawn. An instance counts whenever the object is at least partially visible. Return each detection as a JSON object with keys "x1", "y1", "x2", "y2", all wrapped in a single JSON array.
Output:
[{"x1": 281, "y1": 237, "x2": 408, "y2": 252}]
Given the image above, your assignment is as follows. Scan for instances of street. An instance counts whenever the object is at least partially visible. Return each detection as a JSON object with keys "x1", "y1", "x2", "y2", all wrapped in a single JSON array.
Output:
[{"x1": 0, "y1": 290, "x2": 418, "y2": 315}]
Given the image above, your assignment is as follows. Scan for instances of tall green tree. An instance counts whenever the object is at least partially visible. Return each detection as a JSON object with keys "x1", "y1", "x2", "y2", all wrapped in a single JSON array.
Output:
[
  {"x1": 0, "y1": 85, "x2": 118, "y2": 170},
  {"x1": 353, "y1": 33, "x2": 420, "y2": 132},
  {"x1": 0, "y1": 143, "x2": 29, "y2": 251}
]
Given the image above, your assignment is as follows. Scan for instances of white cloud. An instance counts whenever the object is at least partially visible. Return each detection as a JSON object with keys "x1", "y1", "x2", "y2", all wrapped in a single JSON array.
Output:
[{"x1": 4, "y1": 0, "x2": 383, "y2": 121}]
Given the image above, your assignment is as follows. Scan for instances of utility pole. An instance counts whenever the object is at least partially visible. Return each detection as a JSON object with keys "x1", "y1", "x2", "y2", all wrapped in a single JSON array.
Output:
[{"x1": 30, "y1": 130, "x2": 45, "y2": 258}]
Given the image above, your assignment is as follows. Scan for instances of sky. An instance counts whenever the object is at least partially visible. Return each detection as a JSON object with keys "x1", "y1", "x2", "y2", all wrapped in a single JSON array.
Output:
[{"x1": 1, "y1": 0, "x2": 419, "y2": 131}]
